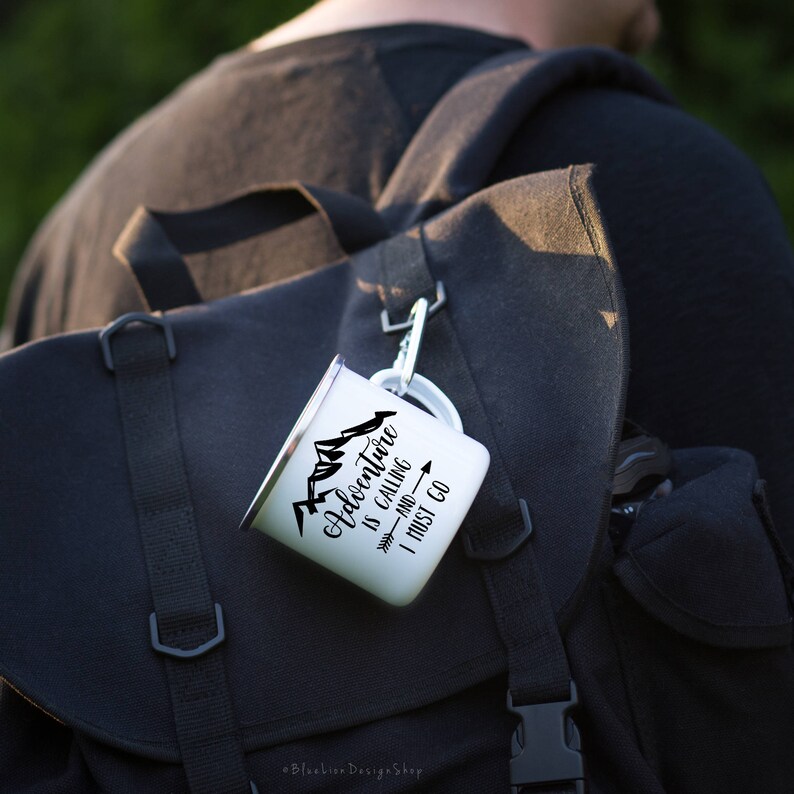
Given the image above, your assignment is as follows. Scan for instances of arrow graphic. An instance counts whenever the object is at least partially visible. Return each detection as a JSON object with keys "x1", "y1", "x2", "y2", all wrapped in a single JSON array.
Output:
[
  {"x1": 411, "y1": 460, "x2": 432, "y2": 495},
  {"x1": 377, "y1": 516, "x2": 401, "y2": 553}
]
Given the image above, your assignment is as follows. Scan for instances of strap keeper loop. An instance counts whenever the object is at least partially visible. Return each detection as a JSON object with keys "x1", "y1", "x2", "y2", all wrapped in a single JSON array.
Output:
[{"x1": 463, "y1": 499, "x2": 533, "y2": 561}]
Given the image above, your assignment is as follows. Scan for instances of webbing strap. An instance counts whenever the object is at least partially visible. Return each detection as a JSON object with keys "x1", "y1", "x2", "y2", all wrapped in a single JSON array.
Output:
[
  {"x1": 109, "y1": 322, "x2": 252, "y2": 794},
  {"x1": 378, "y1": 234, "x2": 576, "y2": 791},
  {"x1": 377, "y1": 230, "x2": 437, "y2": 322},
  {"x1": 378, "y1": 234, "x2": 571, "y2": 704},
  {"x1": 483, "y1": 545, "x2": 571, "y2": 705}
]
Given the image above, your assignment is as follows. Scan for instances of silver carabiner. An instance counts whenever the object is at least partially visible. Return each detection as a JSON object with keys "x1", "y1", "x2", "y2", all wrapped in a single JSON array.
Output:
[
  {"x1": 394, "y1": 297, "x2": 429, "y2": 396},
  {"x1": 370, "y1": 295, "x2": 464, "y2": 432}
]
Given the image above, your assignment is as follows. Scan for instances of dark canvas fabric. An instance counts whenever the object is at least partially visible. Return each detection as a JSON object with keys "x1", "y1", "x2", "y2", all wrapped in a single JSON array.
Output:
[{"x1": 1, "y1": 35, "x2": 793, "y2": 794}]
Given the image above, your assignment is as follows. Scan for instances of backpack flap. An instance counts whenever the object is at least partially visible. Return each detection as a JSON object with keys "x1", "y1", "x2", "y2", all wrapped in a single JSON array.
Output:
[{"x1": 0, "y1": 160, "x2": 627, "y2": 768}]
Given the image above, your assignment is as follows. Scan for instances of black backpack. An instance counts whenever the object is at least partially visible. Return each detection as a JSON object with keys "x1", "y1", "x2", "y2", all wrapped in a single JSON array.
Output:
[{"x1": 1, "y1": 47, "x2": 793, "y2": 793}]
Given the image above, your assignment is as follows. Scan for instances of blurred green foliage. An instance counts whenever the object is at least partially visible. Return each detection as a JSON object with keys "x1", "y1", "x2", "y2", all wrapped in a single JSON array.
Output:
[
  {"x1": 642, "y1": 0, "x2": 794, "y2": 240},
  {"x1": 0, "y1": 0, "x2": 309, "y2": 320},
  {"x1": 1, "y1": 0, "x2": 792, "y2": 321}
]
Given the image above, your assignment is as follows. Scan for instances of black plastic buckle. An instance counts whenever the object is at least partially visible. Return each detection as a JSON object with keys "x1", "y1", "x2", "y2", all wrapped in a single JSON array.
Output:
[
  {"x1": 100, "y1": 311, "x2": 177, "y2": 372},
  {"x1": 612, "y1": 430, "x2": 670, "y2": 498},
  {"x1": 463, "y1": 499, "x2": 533, "y2": 561},
  {"x1": 507, "y1": 681, "x2": 586, "y2": 794},
  {"x1": 150, "y1": 603, "x2": 226, "y2": 660}
]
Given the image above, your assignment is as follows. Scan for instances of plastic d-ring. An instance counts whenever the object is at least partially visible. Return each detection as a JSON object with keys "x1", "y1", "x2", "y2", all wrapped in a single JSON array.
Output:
[
  {"x1": 100, "y1": 312, "x2": 176, "y2": 372},
  {"x1": 150, "y1": 603, "x2": 225, "y2": 659}
]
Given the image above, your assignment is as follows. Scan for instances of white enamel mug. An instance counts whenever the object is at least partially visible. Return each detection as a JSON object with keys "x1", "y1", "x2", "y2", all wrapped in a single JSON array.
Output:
[{"x1": 240, "y1": 355, "x2": 490, "y2": 606}]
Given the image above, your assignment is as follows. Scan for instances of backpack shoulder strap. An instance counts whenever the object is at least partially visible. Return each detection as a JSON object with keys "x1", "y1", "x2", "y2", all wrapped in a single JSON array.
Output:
[
  {"x1": 376, "y1": 46, "x2": 674, "y2": 230},
  {"x1": 365, "y1": 48, "x2": 663, "y2": 789}
]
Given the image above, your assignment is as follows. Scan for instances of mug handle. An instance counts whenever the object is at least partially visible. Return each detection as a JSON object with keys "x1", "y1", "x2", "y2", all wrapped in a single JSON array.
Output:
[{"x1": 369, "y1": 369, "x2": 463, "y2": 433}]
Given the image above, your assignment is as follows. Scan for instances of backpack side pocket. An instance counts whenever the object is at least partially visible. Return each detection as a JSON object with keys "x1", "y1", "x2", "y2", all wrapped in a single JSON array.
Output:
[{"x1": 607, "y1": 447, "x2": 794, "y2": 793}]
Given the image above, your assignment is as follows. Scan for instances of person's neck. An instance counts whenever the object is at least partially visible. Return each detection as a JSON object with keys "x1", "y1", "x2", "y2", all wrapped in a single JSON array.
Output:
[{"x1": 249, "y1": 0, "x2": 524, "y2": 52}]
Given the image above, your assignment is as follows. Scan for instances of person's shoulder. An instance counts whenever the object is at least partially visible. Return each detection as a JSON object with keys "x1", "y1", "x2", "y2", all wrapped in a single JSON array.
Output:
[
  {"x1": 494, "y1": 78, "x2": 768, "y2": 197},
  {"x1": 492, "y1": 77, "x2": 789, "y2": 264}
]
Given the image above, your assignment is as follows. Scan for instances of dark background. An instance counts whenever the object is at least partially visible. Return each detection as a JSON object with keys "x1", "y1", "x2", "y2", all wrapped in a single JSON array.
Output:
[{"x1": 1, "y1": 0, "x2": 792, "y2": 322}]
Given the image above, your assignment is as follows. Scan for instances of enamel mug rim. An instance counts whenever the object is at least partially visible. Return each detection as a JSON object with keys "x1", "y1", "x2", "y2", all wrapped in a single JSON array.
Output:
[{"x1": 239, "y1": 355, "x2": 345, "y2": 532}]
